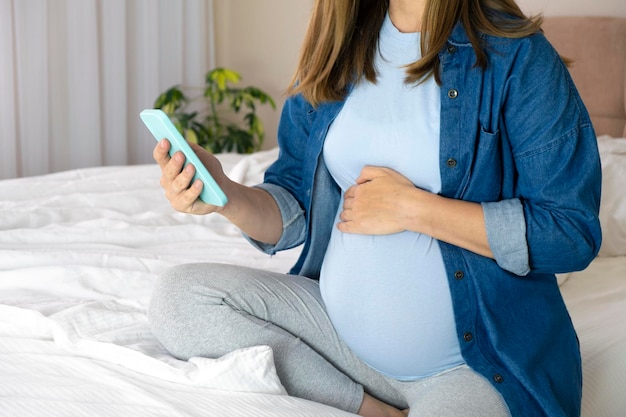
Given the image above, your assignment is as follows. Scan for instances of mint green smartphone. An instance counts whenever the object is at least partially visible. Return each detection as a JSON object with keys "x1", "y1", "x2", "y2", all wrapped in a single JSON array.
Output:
[{"x1": 140, "y1": 109, "x2": 228, "y2": 206}]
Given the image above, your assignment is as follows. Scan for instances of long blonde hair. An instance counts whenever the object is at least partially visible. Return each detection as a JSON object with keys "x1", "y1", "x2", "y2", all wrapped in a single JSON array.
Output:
[{"x1": 288, "y1": 0, "x2": 542, "y2": 106}]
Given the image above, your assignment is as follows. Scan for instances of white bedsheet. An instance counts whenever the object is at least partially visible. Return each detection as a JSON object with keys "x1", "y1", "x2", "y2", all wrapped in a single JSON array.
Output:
[{"x1": 0, "y1": 148, "x2": 624, "y2": 417}]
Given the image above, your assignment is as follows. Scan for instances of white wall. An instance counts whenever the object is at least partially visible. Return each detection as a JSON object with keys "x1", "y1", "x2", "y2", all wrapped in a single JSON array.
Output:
[{"x1": 214, "y1": 0, "x2": 625, "y2": 149}]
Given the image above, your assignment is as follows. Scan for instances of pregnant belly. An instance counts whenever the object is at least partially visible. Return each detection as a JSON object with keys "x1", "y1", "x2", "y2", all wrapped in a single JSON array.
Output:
[{"x1": 320, "y1": 230, "x2": 463, "y2": 380}]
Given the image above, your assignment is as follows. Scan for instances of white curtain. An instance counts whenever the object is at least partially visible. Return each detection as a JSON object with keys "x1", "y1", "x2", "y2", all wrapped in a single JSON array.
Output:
[{"x1": 0, "y1": 0, "x2": 215, "y2": 179}]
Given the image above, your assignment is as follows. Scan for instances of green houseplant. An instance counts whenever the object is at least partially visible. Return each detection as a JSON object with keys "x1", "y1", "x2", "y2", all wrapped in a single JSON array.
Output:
[{"x1": 154, "y1": 67, "x2": 276, "y2": 154}]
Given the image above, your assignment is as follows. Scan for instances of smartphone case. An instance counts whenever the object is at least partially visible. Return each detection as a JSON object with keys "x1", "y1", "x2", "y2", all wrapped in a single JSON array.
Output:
[{"x1": 140, "y1": 109, "x2": 228, "y2": 206}]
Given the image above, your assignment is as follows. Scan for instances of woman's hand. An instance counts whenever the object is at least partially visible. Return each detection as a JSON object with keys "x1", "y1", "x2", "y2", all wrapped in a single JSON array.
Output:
[
  {"x1": 152, "y1": 138, "x2": 283, "y2": 245},
  {"x1": 152, "y1": 139, "x2": 229, "y2": 215},
  {"x1": 338, "y1": 166, "x2": 417, "y2": 235}
]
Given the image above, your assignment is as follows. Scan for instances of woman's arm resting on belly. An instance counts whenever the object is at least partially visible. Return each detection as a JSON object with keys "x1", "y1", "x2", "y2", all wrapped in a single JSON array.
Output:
[{"x1": 337, "y1": 165, "x2": 494, "y2": 259}]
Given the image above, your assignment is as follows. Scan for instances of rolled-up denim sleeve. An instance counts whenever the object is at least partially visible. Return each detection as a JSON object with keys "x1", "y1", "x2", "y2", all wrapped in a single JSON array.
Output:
[
  {"x1": 242, "y1": 183, "x2": 306, "y2": 255},
  {"x1": 482, "y1": 198, "x2": 530, "y2": 276}
]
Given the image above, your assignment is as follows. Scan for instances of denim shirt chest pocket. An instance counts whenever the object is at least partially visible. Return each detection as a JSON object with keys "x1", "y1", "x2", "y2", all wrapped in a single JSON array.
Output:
[
  {"x1": 438, "y1": 41, "x2": 506, "y2": 203},
  {"x1": 461, "y1": 126, "x2": 508, "y2": 202}
]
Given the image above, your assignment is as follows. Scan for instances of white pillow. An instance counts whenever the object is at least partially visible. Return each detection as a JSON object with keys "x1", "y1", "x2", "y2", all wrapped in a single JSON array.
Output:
[
  {"x1": 597, "y1": 135, "x2": 626, "y2": 257},
  {"x1": 189, "y1": 346, "x2": 287, "y2": 395},
  {"x1": 226, "y1": 147, "x2": 280, "y2": 186}
]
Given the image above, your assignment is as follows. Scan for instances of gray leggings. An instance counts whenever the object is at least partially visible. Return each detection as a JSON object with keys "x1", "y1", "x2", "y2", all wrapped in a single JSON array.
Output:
[{"x1": 148, "y1": 263, "x2": 511, "y2": 416}]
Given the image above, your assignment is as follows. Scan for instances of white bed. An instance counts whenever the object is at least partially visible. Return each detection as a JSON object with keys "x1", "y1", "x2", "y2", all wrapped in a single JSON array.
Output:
[{"x1": 1, "y1": 136, "x2": 625, "y2": 416}]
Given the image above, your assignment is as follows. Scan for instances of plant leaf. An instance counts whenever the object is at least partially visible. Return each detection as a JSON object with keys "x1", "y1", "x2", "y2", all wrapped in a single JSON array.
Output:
[
  {"x1": 185, "y1": 128, "x2": 198, "y2": 144},
  {"x1": 207, "y1": 68, "x2": 241, "y2": 91},
  {"x1": 154, "y1": 86, "x2": 187, "y2": 114}
]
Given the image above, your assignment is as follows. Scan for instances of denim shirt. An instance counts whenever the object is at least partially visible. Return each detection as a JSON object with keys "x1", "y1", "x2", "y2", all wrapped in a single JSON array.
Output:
[{"x1": 247, "y1": 22, "x2": 602, "y2": 417}]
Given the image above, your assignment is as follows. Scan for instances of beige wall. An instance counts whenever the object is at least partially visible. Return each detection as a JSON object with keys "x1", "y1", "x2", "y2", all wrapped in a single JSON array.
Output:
[
  {"x1": 213, "y1": 0, "x2": 313, "y2": 149},
  {"x1": 214, "y1": 0, "x2": 625, "y2": 149}
]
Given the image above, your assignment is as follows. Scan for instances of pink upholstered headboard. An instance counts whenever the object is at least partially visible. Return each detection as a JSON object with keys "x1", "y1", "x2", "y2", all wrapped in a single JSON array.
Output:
[{"x1": 542, "y1": 17, "x2": 626, "y2": 138}]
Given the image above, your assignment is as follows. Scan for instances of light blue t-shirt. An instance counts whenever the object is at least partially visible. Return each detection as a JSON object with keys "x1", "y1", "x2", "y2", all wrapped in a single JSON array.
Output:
[{"x1": 320, "y1": 14, "x2": 464, "y2": 380}]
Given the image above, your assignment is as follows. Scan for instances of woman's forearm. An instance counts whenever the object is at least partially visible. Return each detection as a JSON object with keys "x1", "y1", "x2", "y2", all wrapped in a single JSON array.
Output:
[
  {"x1": 219, "y1": 182, "x2": 283, "y2": 245},
  {"x1": 406, "y1": 191, "x2": 494, "y2": 259}
]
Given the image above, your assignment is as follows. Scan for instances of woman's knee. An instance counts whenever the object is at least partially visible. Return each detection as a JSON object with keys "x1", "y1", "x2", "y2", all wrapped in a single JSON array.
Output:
[
  {"x1": 150, "y1": 262, "x2": 245, "y2": 313},
  {"x1": 148, "y1": 263, "x2": 244, "y2": 358}
]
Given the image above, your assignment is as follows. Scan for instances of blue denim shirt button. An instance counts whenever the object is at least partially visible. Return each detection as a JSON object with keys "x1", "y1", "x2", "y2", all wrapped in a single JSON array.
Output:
[
  {"x1": 447, "y1": 89, "x2": 458, "y2": 99},
  {"x1": 493, "y1": 374, "x2": 504, "y2": 383},
  {"x1": 447, "y1": 158, "x2": 458, "y2": 168},
  {"x1": 447, "y1": 45, "x2": 456, "y2": 54},
  {"x1": 463, "y1": 332, "x2": 473, "y2": 342}
]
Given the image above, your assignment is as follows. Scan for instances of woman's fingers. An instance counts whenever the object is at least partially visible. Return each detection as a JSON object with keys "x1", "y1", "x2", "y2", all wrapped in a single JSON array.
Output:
[
  {"x1": 153, "y1": 139, "x2": 171, "y2": 167},
  {"x1": 153, "y1": 139, "x2": 225, "y2": 215}
]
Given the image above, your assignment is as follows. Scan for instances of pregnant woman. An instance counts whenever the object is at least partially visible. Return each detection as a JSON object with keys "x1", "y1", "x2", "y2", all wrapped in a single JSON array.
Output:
[{"x1": 149, "y1": 1, "x2": 602, "y2": 416}]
